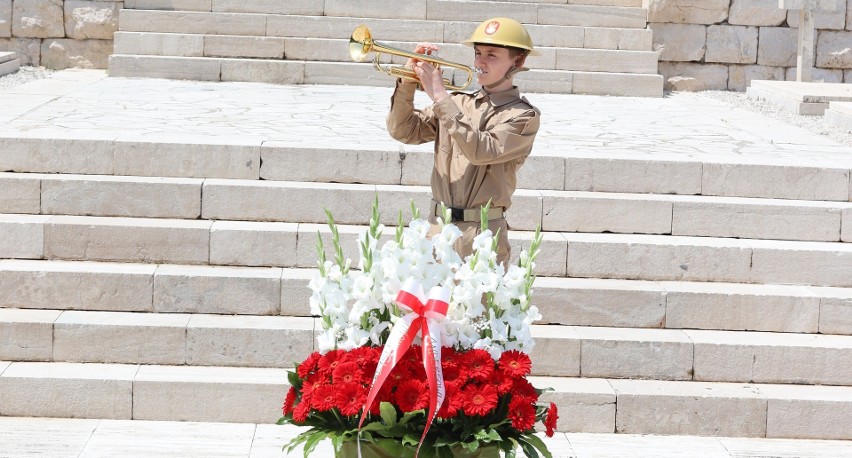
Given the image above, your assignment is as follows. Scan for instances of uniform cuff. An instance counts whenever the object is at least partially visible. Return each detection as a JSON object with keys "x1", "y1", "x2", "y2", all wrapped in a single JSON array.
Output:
[{"x1": 432, "y1": 96, "x2": 462, "y2": 123}]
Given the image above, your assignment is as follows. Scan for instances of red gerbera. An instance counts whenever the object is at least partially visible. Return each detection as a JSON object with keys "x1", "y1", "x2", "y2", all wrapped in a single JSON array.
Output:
[
  {"x1": 498, "y1": 350, "x2": 532, "y2": 379},
  {"x1": 441, "y1": 347, "x2": 462, "y2": 367},
  {"x1": 544, "y1": 402, "x2": 559, "y2": 437},
  {"x1": 464, "y1": 349, "x2": 494, "y2": 381},
  {"x1": 395, "y1": 379, "x2": 429, "y2": 412},
  {"x1": 335, "y1": 382, "x2": 365, "y2": 416},
  {"x1": 437, "y1": 381, "x2": 463, "y2": 419},
  {"x1": 282, "y1": 386, "x2": 296, "y2": 415},
  {"x1": 462, "y1": 383, "x2": 498, "y2": 416},
  {"x1": 311, "y1": 383, "x2": 337, "y2": 412},
  {"x1": 511, "y1": 378, "x2": 538, "y2": 403},
  {"x1": 350, "y1": 346, "x2": 380, "y2": 375},
  {"x1": 494, "y1": 369, "x2": 514, "y2": 395},
  {"x1": 507, "y1": 397, "x2": 536, "y2": 432},
  {"x1": 317, "y1": 349, "x2": 346, "y2": 377},
  {"x1": 332, "y1": 361, "x2": 364, "y2": 385},
  {"x1": 297, "y1": 351, "x2": 321, "y2": 378},
  {"x1": 292, "y1": 399, "x2": 311, "y2": 423}
]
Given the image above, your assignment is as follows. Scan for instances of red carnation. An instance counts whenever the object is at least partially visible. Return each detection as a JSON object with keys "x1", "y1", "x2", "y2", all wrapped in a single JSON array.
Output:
[
  {"x1": 311, "y1": 383, "x2": 337, "y2": 412},
  {"x1": 297, "y1": 351, "x2": 321, "y2": 378},
  {"x1": 335, "y1": 382, "x2": 365, "y2": 416},
  {"x1": 332, "y1": 361, "x2": 364, "y2": 385},
  {"x1": 545, "y1": 402, "x2": 559, "y2": 437},
  {"x1": 507, "y1": 397, "x2": 536, "y2": 432},
  {"x1": 282, "y1": 386, "x2": 296, "y2": 415},
  {"x1": 395, "y1": 379, "x2": 429, "y2": 412},
  {"x1": 464, "y1": 349, "x2": 494, "y2": 381},
  {"x1": 462, "y1": 383, "x2": 498, "y2": 416},
  {"x1": 498, "y1": 350, "x2": 532, "y2": 378}
]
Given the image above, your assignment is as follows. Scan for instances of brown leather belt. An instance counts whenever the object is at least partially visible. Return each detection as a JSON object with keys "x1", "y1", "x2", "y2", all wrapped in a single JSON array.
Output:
[{"x1": 431, "y1": 200, "x2": 505, "y2": 223}]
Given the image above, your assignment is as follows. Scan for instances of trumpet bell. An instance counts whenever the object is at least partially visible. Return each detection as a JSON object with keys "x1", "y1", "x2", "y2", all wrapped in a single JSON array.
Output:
[{"x1": 349, "y1": 25, "x2": 372, "y2": 62}]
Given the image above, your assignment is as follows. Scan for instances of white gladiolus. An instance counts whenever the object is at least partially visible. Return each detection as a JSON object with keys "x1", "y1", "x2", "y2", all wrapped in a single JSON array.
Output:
[{"x1": 309, "y1": 210, "x2": 543, "y2": 356}]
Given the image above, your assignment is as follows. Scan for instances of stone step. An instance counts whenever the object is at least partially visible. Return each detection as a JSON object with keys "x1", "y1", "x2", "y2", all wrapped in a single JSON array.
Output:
[
  {"x1": 0, "y1": 361, "x2": 850, "y2": 439},
  {"x1": 3, "y1": 172, "x2": 851, "y2": 242},
  {"x1": 3, "y1": 308, "x2": 851, "y2": 384},
  {"x1": 2, "y1": 418, "x2": 852, "y2": 458},
  {"x1": 113, "y1": 32, "x2": 659, "y2": 74},
  {"x1": 3, "y1": 133, "x2": 849, "y2": 202},
  {"x1": 0, "y1": 52, "x2": 20, "y2": 78},
  {"x1": 116, "y1": 12, "x2": 653, "y2": 51},
  {"x1": 3, "y1": 213, "x2": 852, "y2": 286},
  {"x1": 119, "y1": 1, "x2": 649, "y2": 29},
  {"x1": 106, "y1": 54, "x2": 664, "y2": 97},
  {"x1": 1, "y1": 260, "x2": 849, "y2": 335},
  {"x1": 826, "y1": 101, "x2": 852, "y2": 131},
  {"x1": 124, "y1": 0, "x2": 646, "y2": 10}
]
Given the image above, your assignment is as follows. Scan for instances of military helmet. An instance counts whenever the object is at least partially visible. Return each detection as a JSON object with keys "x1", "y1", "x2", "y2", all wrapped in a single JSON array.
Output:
[{"x1": 462, "y1": 17, "x2": 539, "y2": 56}]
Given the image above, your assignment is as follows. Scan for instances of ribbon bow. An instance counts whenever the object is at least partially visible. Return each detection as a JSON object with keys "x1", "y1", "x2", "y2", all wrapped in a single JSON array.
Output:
[{"x1": 358, "y1": 278, "x2": 450, "y2": 456}]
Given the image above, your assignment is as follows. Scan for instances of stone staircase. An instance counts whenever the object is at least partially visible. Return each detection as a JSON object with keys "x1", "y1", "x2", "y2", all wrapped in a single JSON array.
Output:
[
  {"x1": 0, "y1": 52, "x2": 20, "y2": 77},
  {"x1": 107, "y1": 0, "x2": 664, "y2": 97},
  {"x1": 1, "y1": 70, "x2": 852, "y2": 448}
]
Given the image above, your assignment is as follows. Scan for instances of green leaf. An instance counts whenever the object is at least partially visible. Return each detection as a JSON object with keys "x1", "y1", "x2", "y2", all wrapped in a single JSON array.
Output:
[
  {"x1": 521, "y1": 434, "x2": 552, "y2": 458},
  {"x1": 379, "y1": 401, "x2": 398, "y2": 427},
  {"x1": 302, "y1": 430, "x2": 330, "y2": 458},
  {"x1": 516, "y1": 438, "x2": 541, "y2": 458},
  {"x1": 287, "y1": 369, "x2": 301, "y2": 388}
]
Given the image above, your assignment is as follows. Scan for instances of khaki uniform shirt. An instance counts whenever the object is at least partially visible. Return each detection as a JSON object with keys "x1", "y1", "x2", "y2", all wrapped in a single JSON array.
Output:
[
  {"x1": 386, "y1": 81, "x2": 541, "y2": 265},
  {"x1": 387, "y1": 82, "x2": 540, "y2": 211}
]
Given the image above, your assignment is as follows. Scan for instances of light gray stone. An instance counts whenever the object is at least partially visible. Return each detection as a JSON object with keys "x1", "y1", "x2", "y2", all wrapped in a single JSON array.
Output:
[
  {"x1": 665, "y1": 283, "x2": 821, "y2": 333},
  {"x1": 154, "y1": 265, "x2": 281, "y2": 315},
  {"x1": 816, "y1": 30, "x2": 852, "y2": 68},
  {"x1": 671, "y1": 198, "x2": 843, "y2": 241},
  {"x1": 577, "y1": 327, "x2": 693, "y2": 380},
  {"x1": 0, "y1": 135, "x2": 113, "y2": 175},
  {"x1": 846, "y1": 69, "x2": 852, "y2": 81},
  {"x1": 0, "y1": 215, "x2": 47, "y2": 259},
  {"x1": 324, "y1": 0, "x2": 427, "y2": 20},
  {"x1": 541, "y1": 192, "x2": 672, "y2": 234},
  {"x1": 584, "y1": 27, "x2": 653, "y2": 51},
  {"x1": 64, "y1": 1, "x2": 120, "y2": 40},
  {"x1": 750, "y1": 241, "x2": 852, "y2": 287},
  {"x1": 565, "y1": 157, "x2": 702, "y2": 194},
  {"x1": 12, "y1": 0, "x2": 64, "y2": 38},
  {"x1": 0, "y1": 362, "x2": 135, "y2": 419},
  {"x1": 113, "y1": 31, "x2": 204, "y2": 57},
  {"x1": 510, "y1": 231, "x2": 568, "y2": 277},
  {"x1": 729, "y1": 64, "x2": 786, "y2": 91},
  {"x1": 0, "y1": 0, "x2": 10, "y2": 38},
  {"x1": 759, "y1": 384, "x2": 852, "y2": 440},
  {"x1": 44, "y1": 216, "x2": 211, "y2": 264},
  {"x1": 41, "y1": 39, "x2": 112, "y2": 69},
  {"x1": 108, "y1": 55, "x2": 221, "y2": 81},
  {"x1": 280, "y1": 268, "x2": 313, "y2": 317},
  {"x1": 566, "y1": 233, "x2": 753, "y2": 282},
  {"x1": 0, "y1": 38, "x2": 40, "y2": 66},
  {"x1": 649, "y1": 23, "x2": 706, "y2": 62},
  {"x1": 785, "y1": 66, "x2": 844, "y2": 82},
  {"x1": 688, "y1": 330, "x2": 852, "y2": 385},
  {"x1": 186, "y1": 315, "x2": 315, "y2": 367},
  {"x1": 0, "y1": 309, "x2": 59, "y2": 361},
  {"x1": 0, "y1": 173, "x2": 40, "y2": 214},
  {"x1": 659, "y1": 62, "x2": 729, "y2": 91},
  {"x1": 54, "y1": 311, "x2": 190, "y2": 365},
  {"x1": 132, "y1": 365, "x2": 287, "y2": 423},
  {"x1": 788, "y1": 5, "x2": 847, "y2": 30},
  {"x1": 212, "y1": 0, "x2": 323, "y2": 14},
  {"x1": 533, "y1": 377, "x2": 616, "y2": 433},
  {"x1": 758, "y1": 27, "x2": 801, "y2": 67},
  {"x1": 702, "y1": 163, "x2": 849, "y2": 201},
  {"x1": 729, "y1": 0, "x2": 788, "y2": 26},
  {"x1": 646, "y1": 0, "x2": 730, "y2": 24},
  {"x1": 706, "y1": 25, "x2": 758, "y2": 64},
  {"x1": 0, "y1": 260, "x2": 155, "y2": 312},
  {"x1": 113, "y1": 138, "x2": 260, "y2": 179},
  {"x1": 205, "y1": 36, "x2": 285, "y2": 59},
  {"x1": 261, "y1": 145, "x2": 403, "y2": 185},
  {"x1": 529, "y1": 326, "x2": 581, "y2": 376},
  {"x1": 209, "y1": 221, "x2": 299, "y2": 268},
  {"x1": 220, "y1": 58, "x2": 304, "y2": 85},
  {"x1": 849, "y1": 0, "x2": 852, "y2": 29},
  {"x1": 813, "y1": 288, "x2": 852, "y2": 334},
  {"x1": 40, "y1": 175, "x2": 202, "y2": 219},
  {"x1": 611, "y1": 379, "x2": 767, "y2": 437}
]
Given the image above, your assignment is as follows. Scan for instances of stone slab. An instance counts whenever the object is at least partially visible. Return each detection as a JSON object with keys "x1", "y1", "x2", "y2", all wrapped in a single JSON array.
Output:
[
  {"x1": 747, "y1": 80, "x2": 852, "y2": 115},
  {"x1": 82, "y1": 419, "x2": 255, "y2": 456},
  {"x1": 576, "y1": 327, "x2": 693, "y2": 380},
  {"x1": 0, "y1": 214, "x2": 48, "y2": 259},
  {"x1": 0, "y1": 308, "x2": 60, "y2": 361},
  {"x1": 825, "y1": 101, "x2": 852, "y2": 131},
  {"x1": 209, "y1": 221, "x2": 299, "y2": 268},
  {"x1": 154, "y1": 264, "x2": 282, "y2": 315},
  {"x1": 758, "y1": 383, "x2": 852, "y2": 440},
  {"x1": 0, "y1": 417, "x2": 99, "y2": 457},
  {"x1": 529, "y1": 325, "x2": 582, "y2": 376},
  {"x1": 530, "y1": 376, "x2": 617, "y2": 433},
  {"x1": 0, "y1": 172, "x2": 40, "y2": 213}
]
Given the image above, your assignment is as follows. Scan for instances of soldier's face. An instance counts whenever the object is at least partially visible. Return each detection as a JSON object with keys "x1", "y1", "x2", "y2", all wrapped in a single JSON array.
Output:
[{"x1": 473, "y1": 45, "x2": 515, "y2": 87}]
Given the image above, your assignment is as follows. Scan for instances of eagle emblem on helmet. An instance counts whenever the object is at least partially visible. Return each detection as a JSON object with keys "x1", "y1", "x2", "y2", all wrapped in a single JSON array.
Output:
[{"x1": 485, "y1": 21, "x2": 500, "y2": 35}]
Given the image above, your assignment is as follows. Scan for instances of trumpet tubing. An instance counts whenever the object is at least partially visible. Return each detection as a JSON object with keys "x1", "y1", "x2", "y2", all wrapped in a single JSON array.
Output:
[{"x1": 348, "y1": 25, "x2": 475, "y2": 91}]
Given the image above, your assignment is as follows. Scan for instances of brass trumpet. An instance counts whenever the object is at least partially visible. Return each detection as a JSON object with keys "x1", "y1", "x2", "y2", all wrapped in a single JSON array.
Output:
[{"x1": 349, "y1": 25, "x2": 475, "y2": 90}]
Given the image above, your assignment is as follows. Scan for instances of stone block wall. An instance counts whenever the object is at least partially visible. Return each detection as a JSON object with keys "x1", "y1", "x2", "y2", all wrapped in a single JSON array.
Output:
[
  {"x1": 0, "y1": 0, "x2": 121, "y2": 69},
  {"x1": 647, "y1": 0, "x2": 852, "y2": 91}
]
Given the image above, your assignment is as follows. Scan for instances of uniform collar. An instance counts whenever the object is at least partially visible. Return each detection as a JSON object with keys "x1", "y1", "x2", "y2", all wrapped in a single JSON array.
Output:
[{"x1": 475, "y1": 86, "x2": 521, "y2": 108}]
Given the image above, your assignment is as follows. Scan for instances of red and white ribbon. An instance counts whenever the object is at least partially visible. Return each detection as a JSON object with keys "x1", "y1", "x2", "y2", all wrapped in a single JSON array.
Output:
[{"x1": 358, "y1": 278, "x2": 450, "y2": 457}]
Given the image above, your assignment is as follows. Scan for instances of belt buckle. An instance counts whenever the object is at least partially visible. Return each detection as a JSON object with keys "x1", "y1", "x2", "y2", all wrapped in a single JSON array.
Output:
[{"x1": 450, "y1": 207, "x2": 464, "y2": 222}]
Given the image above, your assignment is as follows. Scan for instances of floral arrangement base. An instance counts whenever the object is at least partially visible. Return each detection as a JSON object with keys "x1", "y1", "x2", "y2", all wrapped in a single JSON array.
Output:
[{"x1": 336, "y1": 440, "x2": 501, "y2": 458}]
